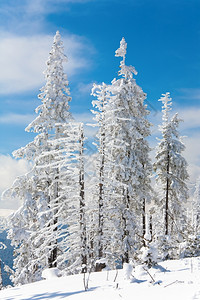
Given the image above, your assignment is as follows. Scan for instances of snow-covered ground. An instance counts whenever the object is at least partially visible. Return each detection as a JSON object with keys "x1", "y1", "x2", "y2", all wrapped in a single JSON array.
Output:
[{"x1": 1, "y1": 257, "x2": 200, "y2": 299}]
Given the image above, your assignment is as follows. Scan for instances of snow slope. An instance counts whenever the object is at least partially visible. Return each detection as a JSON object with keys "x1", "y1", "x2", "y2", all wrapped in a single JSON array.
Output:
[{"x1": 1, "y1": 257, "x2": 200, "y2": 299}]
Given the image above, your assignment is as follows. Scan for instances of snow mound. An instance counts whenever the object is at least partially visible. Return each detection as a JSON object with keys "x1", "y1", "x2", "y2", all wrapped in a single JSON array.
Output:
[
  {"x1": 42, "y1": 267, "x2": 60, "y2": 280},
  {"x1": 134, "y1": 264, "x2": 147, "y2": 277}
]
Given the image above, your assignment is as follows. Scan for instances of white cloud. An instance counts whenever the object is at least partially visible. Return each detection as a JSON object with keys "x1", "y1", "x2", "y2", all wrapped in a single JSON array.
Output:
[
  {"x1": 0, "y1": 0, "x2": 93, "y2": 34},
  {"x1": 176, "y1": 131, "x2": 200, "y2": 191},
  {"x1": 178, "y1": 107, "x2": 200, "y2": 131},
  {"x1": 184, "y1": 133, "x2": 200, "y2": 164},
  {"x1": 85, "y1": 126, "x2": 97, "y2": 138},
  {"x1": 76, "y1": 82, "x2": 94, "y2": 95},
  {"x1": 25, "y1": 0, "x2": 92, "y2": 11},
  {"x1": 73, "y1": 112, "x2": 97, "y2": 138},
  {"x1": 24, "y1": 0, "x2": 93, "y2": 15},
  {"x1": 73, "y1": 112, "x2": 94, "y2": 123},
  {"x1": 177, "y1": 88, "x2": 200, "y2": 101},
  {"x1": 0, "y1": 155, "x2": 31, "y2": 210},
  {"x1": 0, "y1": 113, "x2": 34, "y2": 125},
  {"x1": 0, "y1": 32, "x2": 93, "y2": 94},
  {"x1": 172, "y1": 106, "x2": 200, "y2": 183},
  {"x1": 0, "y1": 111, "x2": 96, "y2": 128}
]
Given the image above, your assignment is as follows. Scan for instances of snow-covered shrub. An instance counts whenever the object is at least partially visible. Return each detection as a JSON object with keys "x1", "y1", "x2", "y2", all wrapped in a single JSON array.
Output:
[
  {"x1": 139, "y1": 234, "x2": 158, "y2": 268},
  {"x1": 179, "y1": 235, "x2": 200, "y2": 258},
  {"x1": 156, "y1": 234, "x2": 181, "y2": 260}
]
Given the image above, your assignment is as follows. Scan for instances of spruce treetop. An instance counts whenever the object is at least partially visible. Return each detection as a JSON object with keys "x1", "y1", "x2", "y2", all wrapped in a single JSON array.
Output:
[
  {"x1": 158, "y1": 92, "x2": 172, "y2": 124},
  {"x1": 115, "y1": 37, "x2": 137, "y2": 79},
  {"x1": 26, "y1": 31, "x2": 72, "y2": 133},
  {"x1": 115, "y1": 37, "x2": 127, "y2": 65}
]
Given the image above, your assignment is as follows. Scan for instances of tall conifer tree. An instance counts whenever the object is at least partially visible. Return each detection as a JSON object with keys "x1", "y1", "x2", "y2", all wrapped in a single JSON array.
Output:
[
  {"x1": 4, "y1": 31, "x2": 87, "y2": 284},
  {"x1": 91, "y1": 38, "x2": 152, "y2": 266},
  {"x1": 154, "y1": 93, "x2": 189, "y2": 258}
]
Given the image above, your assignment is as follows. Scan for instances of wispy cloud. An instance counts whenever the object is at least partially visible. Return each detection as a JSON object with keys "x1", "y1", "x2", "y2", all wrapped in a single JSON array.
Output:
[
  {"x1": 76, "y1": 82, "x2": 94, "y2": 96},
  {"x1": 0, "y1": 0, "x2": 93, "y2": 34},
  {"x1": 73, "y1": 112, "x2": 97, "y2": 138},
  {"x1": 73, "y1": 112, "x2": 94, "y2": 123},
  {"x1": 184, "y1": 133, "x2": 200, "y2": 184},
  {"x1": 0, "y1": 111, "x2": 97, "y2": 136},
  {"x1": 0, "y1": 113, "x2": 34, "y2": 125},
  {"x1": 176, "y1": 88, "x2": 200, "y2": 101},
  {"x1": 178, "y1": 107, "x2": 200, "y2": 131},
  {"x1": 0, "y1": 155, "x2": 30, "y2": 209},
  {"x1": 184, "y1": 133, "x2": 200, "y2": 165}
]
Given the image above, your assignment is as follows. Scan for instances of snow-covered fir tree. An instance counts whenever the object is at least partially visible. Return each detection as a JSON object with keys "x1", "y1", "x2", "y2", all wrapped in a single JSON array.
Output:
[
  {"x1": 89, "y1": 82, "x2": 112, "y2": 271},
  {"x1": 4, "y1": 31, "x2": 87, "y2": 284},
  {"x1": 179, "y1": 176, "x2": 200, "y2": 258},
  {"x1": 78, "y1": 124, "x2": 87, "y2": 273},
  {"x1": 154, "y1": 92, "x2": 189, "y2": 259},
  {"x1": 91, "y1": 38, "x2": 153, "y2": 266},
  {"x1": 138, "y1": 214, "x2": 158, "y2": 268},
  {"x1": 109, "y1": 38, "x2": 152, "y2": 264}
]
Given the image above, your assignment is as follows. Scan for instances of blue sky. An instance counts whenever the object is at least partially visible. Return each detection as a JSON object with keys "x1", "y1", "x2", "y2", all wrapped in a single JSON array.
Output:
[{"x1": 0, "y1": 0, "x2": 199, "y2": 209}]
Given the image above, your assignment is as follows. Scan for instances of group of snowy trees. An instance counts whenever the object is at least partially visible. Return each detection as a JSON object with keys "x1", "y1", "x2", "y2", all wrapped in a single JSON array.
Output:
[{"x1": 2, "y1": 31, "x2": 197, "y2": 286}]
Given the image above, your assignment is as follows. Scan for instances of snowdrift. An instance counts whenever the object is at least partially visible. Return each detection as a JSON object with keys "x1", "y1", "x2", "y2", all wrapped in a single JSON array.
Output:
[{"x1": 0, "y1": 257, "x2": 200, "y2": 299}]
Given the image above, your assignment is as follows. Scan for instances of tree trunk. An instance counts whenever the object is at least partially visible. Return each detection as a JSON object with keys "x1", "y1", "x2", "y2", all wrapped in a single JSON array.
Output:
[
  {"x1": 48, "y1": 127, "x2": 60, "y2": 269},
  {"x1": 79, "y1": 127, "x2": 87, "y2": 273},
  {"x1": 149, "y1": 215, "x2": 153, "y2": 237},
  {"x1": 122, "y1": 190, "x2": 129, "y2": 264},
  {"x1": 97, "y1": 131, "x2": 105, "y2": 261},
  {"x1": 95, "y1": 175, "x2": 104, "y2": 272},
  {"x1": 165, "y1": 150, "x2": 170, "y2": 236},
  {"x1": 48, "y1": 169, "x2": 59, "y2": 269},
  {"x1": 89, "y1": 230, "x2": 94, "y2": 259},
  {"x1": 98, "y1": 183, "x2": 104, "y2": 259},
  {"x1": 142, "y1": 161, "x2": 146, "y2": 246},
  {"x1": 142, "y1": 198, "x2": 146, "y2": 246}
]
